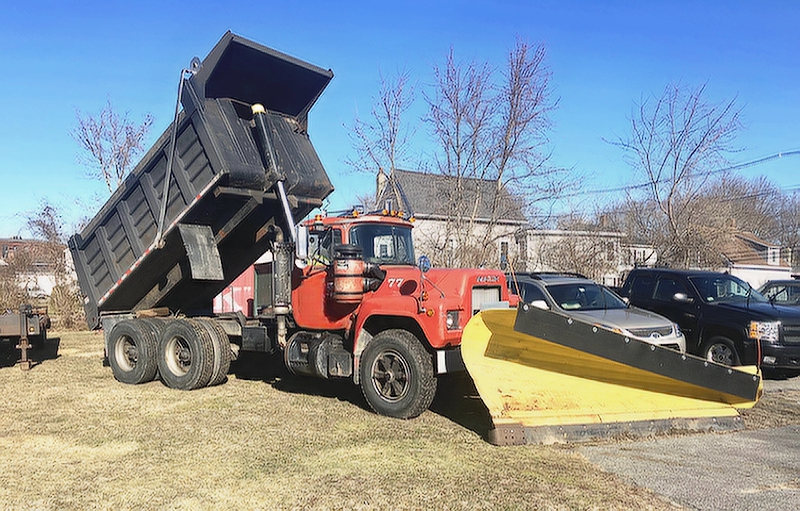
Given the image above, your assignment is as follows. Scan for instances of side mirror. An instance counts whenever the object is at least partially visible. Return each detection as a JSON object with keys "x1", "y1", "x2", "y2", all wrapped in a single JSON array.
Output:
[
  {"x1": 418, "y1": 255, "x2": 431, "y2": 273},
  {"x1": 530, "y1": 299, "x2": 549, "y2": 310},
  {"x1": 673, "y1": 292, "x2": 693, "y2": 304}
]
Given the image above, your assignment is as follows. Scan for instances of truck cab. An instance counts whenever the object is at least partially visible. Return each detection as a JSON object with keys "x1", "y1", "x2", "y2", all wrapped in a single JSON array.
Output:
[{"x1": 279, "y1": 211, "x2": 511, "y2": 418}]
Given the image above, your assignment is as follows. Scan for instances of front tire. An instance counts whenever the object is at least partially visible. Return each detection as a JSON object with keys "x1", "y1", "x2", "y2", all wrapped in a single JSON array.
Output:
[
  {"x1": 703, "y1": 336, "x2": 740, "y2": 366},
  {"x1": 359, "y1": 329, "x2": 436, "y2": 419}
]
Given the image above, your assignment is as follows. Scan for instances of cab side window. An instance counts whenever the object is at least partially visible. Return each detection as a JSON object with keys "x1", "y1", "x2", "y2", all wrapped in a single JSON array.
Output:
[
  {"x1": 630, "y1": 276, "x2": 654, "y2": 300},
  {"x1": 653, "y1": 277, "x2": 688, "y2": 302},
  {"x1": 520, "y1": 283, "x2": 547, "y2": 304},
  {"x1": 308, "y1": 228, "x2": 342, "y2": 265}
]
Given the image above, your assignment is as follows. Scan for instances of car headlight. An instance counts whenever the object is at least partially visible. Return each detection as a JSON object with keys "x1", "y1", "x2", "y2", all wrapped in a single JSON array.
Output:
[
  {"x1": 446, "y1": 310, "x2": 460, "y2": 330},
  {"x1": 749, "y1": 321, "x2": 780, "y2": 343},
  {"x1": 672, "y1": 323, "x2": 682, "y2": 336}
]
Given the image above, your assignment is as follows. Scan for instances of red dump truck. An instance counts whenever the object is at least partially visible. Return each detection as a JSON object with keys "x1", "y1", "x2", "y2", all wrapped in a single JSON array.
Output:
[{"x1": 68, "y1": 32, "x2": 510, "y2": 419}]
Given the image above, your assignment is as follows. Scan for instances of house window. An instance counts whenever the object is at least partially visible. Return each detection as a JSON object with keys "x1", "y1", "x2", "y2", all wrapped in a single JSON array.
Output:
[
  {"x1": 768, "y1": 248, "x2": 779, "y2": 266},
  {"x1": 515, "y1": 234, "x2": 527, "y2": 262},
  {"x1": 500, "y1": 241, "x2": 509, "y2": 269}
]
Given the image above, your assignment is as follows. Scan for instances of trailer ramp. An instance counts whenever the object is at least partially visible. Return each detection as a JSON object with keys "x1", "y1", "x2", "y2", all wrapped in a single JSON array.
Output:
[{"x1": 461, "y1": 306, "x2": 762, "y2": 445}]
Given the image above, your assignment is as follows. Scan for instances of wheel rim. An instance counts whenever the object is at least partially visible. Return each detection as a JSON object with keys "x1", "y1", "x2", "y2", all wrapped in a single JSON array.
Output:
[
  {"x1": 369, "y1": 348, "x2": 411, "y2": 402},
  {"x1": 707, "y1": 343, "x2": 734, "y2": 365},
  {"x1": 164, "y1": 336, "x2": 192, "y2": 376},
  {"x1": 114, "y1": 335, "x2": 137, "y2": 372}
]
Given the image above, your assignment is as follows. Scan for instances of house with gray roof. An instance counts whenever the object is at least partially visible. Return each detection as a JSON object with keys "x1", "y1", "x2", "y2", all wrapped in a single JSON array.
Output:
[
  {"x1": 372, "y1": 168, "x2": 648, "y2": 280},
  {"x1": 374, "y1": 169, "x2": 528, "y2": 268},
  {"x1": 719, "y1": 231, "x2": 792, "y2": 288}
]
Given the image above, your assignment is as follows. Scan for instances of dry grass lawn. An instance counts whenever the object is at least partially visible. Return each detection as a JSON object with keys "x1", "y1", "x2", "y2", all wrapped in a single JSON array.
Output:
[{"x1": 1, "y1": 331, "x2": 797, "y2": 510}]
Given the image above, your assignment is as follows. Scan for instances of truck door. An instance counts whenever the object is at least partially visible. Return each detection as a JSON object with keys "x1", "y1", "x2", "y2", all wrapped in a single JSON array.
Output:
[{"x1": 651, "y1": 276, "x2": 701, "y2": 348}]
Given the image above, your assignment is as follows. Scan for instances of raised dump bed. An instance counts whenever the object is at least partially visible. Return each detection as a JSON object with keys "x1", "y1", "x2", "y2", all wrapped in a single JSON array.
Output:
[{"x1": 68, "y1": 32, "x2": 334, "y2": 329}]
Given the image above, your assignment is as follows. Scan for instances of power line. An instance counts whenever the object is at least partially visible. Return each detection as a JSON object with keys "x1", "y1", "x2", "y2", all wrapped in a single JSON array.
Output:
[{"x1": 558, "y1": 150, "x2": 800, "y2": 200}]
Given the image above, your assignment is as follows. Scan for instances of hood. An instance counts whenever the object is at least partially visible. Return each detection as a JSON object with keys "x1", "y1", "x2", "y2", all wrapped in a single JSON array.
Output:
[
  {"x1": 570, "y1": 307, "x2": 672, "y2": 330},
  {"x1": 714, "y1": 300, "x2": 800, "y2": 321}
]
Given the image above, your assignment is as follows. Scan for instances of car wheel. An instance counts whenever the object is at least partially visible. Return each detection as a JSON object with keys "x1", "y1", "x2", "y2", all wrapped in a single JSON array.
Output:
[
  {"x1": 359, "y1": 329, "x2": 436, "y2": 419},
  {"x1": 703, "y1": 336, "x2": 740, "y2": 366}
]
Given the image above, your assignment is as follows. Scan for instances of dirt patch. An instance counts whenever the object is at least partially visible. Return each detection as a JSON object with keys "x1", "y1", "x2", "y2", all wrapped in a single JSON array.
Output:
[{"x1": 741, "y1": 376, "x2": 800, "y2": 430}]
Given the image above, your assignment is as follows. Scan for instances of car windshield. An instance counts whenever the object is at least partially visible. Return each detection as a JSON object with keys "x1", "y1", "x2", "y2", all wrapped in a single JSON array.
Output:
[
  {"x1": 688, "y1": 274, "x2": 767, "y2": 304},
  {"x1": 349, "y1": 223, "x2": 415, "y2": 265},
  {"x1": 547, "y1": 283, "x2": 627, "y2": 311},
  {"x1": 761, "y1": 283, "x2": 800, "y2": 305}
]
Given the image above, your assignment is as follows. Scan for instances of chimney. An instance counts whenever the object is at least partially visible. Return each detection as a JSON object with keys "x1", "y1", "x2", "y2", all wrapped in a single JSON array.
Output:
[{"x1": 376, "y1": 168, "x2": 388, "y2": 207}]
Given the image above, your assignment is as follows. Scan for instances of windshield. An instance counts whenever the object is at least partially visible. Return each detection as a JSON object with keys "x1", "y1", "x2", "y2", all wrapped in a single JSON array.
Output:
[
  {"x1": 349, "y1": 223, "x2": 415, "y2": 265},
  {"x1": 547, "y1": 283, "x2": 628, "y2": 311},
  {"x1": 762, "y1": 283, "x2": 800, "y2": 305},
  {"x1": 688, "y1": 274, "x2": 767, "y2": 303}
]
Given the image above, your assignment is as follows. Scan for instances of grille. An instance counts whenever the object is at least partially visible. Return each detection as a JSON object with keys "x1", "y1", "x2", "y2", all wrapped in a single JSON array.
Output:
[
  {"x1": 782, "y1": 324, "x2": 800, "y2": 345},
  {"x1": 472, "y1": 286, "x2": 501, "y2": 315},
  {"x1": 628, "y1": 326, "x2": 673, "y2": 338}
]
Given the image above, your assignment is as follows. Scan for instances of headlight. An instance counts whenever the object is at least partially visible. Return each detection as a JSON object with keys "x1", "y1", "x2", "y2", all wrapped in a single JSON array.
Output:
[
  {"x1": 749, "y1": 321, "x2": 780, "y2": 343},
  {"x1": 446, "y1": 311, "x2": 460, "y2": 330},
  {"x1": 672, "y1": 323, "x2": 682, "y2": 336}
]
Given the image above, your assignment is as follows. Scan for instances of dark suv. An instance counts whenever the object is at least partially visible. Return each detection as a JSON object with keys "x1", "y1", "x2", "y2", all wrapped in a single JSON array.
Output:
[{"x1": 619, "y1": 268, "x2": 800, "y2": 370}]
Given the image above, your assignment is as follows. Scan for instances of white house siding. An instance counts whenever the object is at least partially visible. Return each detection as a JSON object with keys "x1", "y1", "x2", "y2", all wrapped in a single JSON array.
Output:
[
  {"x1": 410, "y1": 217, "x2": 526, "y2": 269},
  {"x1": 725, "y1": 264, "x2": 792, "y2": 289}
]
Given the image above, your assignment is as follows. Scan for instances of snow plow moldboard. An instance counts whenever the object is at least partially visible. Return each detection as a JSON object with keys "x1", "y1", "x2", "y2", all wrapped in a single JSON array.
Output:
[{"x1": 461, "y1": 305, "x2": 762, "y2": 445}]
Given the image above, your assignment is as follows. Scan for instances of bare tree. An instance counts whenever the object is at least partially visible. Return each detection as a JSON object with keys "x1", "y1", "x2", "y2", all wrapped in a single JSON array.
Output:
[
  {"x1": 535, "y1": 234, "x2": 620, "y2": 283},
  {"x1": 25, "y1": 202, "x2": 84, "y2": 329},
  {"x1": 72, "y1": 100, "x2": 153, "y2": 194},
  {"x1": 347, "y1": 70, "x2": 415, "y2": 210},
  {"x1": 777, "y1": 192, "x2": 800, "y2": 270},
  {"x1": 603, "y1": 173, "x2": 791, "y2": 270},
  {"x1": 611, "y1": 82, "x2": 742, "y2": 267},
  {"x1": 424, "y1": 39, "x2": 562, "y2": 267},
  {"x1": 0, "y1": 248, "x2": 32, "y2": 311}
]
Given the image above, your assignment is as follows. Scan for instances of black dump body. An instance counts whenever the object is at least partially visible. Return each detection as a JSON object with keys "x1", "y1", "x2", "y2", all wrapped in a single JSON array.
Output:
[{"x1": 68, "y1": 32, "x2": 334, "y2": 329}]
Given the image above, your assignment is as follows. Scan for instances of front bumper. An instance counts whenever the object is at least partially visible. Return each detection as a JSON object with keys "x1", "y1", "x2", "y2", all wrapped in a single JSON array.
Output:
[{"x1": 761, "y1": 343, "x2": 800, "y2": 369}]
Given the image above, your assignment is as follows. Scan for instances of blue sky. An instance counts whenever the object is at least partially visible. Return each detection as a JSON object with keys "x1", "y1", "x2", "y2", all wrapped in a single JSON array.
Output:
[{"x1": 1, "y1": 0, "x2": 798, "y2": 237}]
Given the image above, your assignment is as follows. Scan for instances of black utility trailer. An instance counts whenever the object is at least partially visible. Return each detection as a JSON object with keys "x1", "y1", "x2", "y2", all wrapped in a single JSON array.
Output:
[{"x1": 0, "y1": 305, "x2": 50, "y2": 370}]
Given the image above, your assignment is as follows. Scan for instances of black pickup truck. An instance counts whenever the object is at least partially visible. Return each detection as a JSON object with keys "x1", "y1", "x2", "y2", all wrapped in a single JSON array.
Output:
[{"x1": 618, "y1": 268, "x2": 800, "y2": 372}]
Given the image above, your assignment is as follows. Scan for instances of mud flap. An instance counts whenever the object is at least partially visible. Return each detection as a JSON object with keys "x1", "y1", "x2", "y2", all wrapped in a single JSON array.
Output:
[
  {"x1": 461, "y1": 306, "x2": 762, "y2": 445},
  {"x1": 178, "y1": 224, "x2": 224, "y2": 281}
]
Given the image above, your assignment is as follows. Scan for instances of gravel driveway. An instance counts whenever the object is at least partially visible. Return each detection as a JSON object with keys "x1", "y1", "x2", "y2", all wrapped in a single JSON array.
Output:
[{"x1": 580, "y1": 376, "x2": 800, "y2": 511}]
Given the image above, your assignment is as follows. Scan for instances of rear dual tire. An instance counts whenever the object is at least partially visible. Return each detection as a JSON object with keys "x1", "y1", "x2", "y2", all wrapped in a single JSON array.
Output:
[
  {"x1": 195, "y1": 318, "x2": 232, "y2": 387},
  {"x1": 109, "y1": 318, "x2": 231, "y2": 390},
  {"x1": 108, "y1": 320, "x2": 161, "y2": 385},
  {"x1": 157, "y1": 319, "x2": 216, "y2": 391}
]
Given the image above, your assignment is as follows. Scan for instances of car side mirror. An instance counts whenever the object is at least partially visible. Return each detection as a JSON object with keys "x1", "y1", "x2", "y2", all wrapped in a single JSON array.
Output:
[
  {"x1": 673, "y1": 292, "x2": 693, "y2": 304},
  {"x1": 530, "y1": 299, "x2": 549, "y2": 310}
]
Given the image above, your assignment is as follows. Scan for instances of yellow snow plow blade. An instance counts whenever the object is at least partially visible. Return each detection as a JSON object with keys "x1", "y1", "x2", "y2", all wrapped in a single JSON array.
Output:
[{"x1": 461, "y1": 306, "x2": 762, "y2": 445}]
